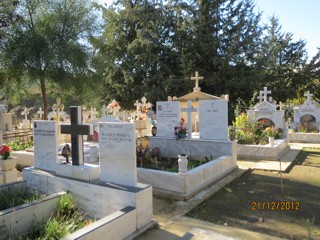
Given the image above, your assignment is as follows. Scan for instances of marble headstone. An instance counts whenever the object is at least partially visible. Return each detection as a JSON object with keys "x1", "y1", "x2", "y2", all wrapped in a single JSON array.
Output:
[
  {"x1": 34, "y1": 121, "x2": 57, "y2": 172},
  {"x1": 99, "y1": 122, "x2": 137, "y2": 187},
  {"x1": 156, "y1": 101, "x2": 180, "y2": 137},
  {"x1": 199, "y1": 100, "x2": 228, "y2": 140}
]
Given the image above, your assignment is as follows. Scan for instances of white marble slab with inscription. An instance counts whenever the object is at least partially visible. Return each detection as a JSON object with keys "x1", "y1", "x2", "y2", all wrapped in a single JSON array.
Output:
[
  {"x1": 156, "y1": 101, "x2": 180, "y2": 137},
  {"x1": 33, "y1": 121, "x2": 57, "y2": 172},
  {"x1": 99, "y1": 122, "x2": 137, "y2": 187},
  {"x1": 199, "y1": 100, "x2": 228, "y2": 140}
]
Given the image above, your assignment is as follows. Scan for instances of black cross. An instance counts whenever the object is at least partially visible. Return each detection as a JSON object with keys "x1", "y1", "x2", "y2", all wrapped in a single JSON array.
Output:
[{"x1": 60, "y1": 106, "x2": 92, "y2": 166}]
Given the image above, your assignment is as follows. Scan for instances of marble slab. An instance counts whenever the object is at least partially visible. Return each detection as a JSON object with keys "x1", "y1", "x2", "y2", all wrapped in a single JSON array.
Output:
[
  {"x1": 33, "y1": 121, "x2": 57, "y2": 172},
  {"x1": 288, "y1": 132, "x2": 320, "y2": 143},
  {"x1": 55, "y1": 163, "x2": 99, "y2": 181},
  {"x1": 156, "y1": 101, "x2": 180, "y2": 137},
  {"x1": 99, "y1": 122, "x2": 137, "y2": 187},
  {"x1": 199, "y1": 100, "x2": 228, "y2": 140}
]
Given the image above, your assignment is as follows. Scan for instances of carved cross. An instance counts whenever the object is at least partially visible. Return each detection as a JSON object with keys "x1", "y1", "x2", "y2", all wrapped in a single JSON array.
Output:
[
  {"x1": 261, "y1": 87, "x2": 271, "y2": 102},
  {"x1": 257, "y1": 91, "x2": 263, "y2": 103},
  {"x1": 52, "y1": 97, "x2": 64, "y2": 123},
  {"x1": 181, "y1": 100, "x2": 198, "y2": 139},
  {"x1": 304, "y1": 91, "x2": 313, "y2": 103},
  {"x1": 22, "y1": 107, "x2": 29, "y2": 121},
  {"x1": 191, "y1": 71, "x2": 204, "y2": 92},
  {"x1": 37, "y1": 107, "x2": 44, "y2": 119},
  {"x1": 60, "y1": 106, "x2": 93, "y2": 166}
]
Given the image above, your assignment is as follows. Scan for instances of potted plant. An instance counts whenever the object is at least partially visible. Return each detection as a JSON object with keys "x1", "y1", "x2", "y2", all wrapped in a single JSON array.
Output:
[
  {"x1": 263, "y1": 126, "x2": 278, "y2": 147},
  {"x1": 0, "y1": 144, "x2": 16, "y2": 171}
]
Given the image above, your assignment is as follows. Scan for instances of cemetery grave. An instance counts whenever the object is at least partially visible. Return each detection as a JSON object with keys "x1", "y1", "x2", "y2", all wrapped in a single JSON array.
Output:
[
  {"x1": 289, "y1": 91, "x2": 320, "y2": 143},
  {"x1": 0, "y1": 105, "x2": 155, "y2": 239},
  {"x1": 236, "y1": 87, "x2": 290, "y2": 160},
  {"x1": 140, "y1": 97, "x2": 237, "y2": 200}
]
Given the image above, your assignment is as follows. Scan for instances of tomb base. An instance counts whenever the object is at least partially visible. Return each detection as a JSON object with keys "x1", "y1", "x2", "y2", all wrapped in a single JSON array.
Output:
[
  {"x1": 0, "y1": 170, "x2": 18, "y2": 184},
  {"x1": 55, "y1": 163, "x2": 100, "y2": 181},
  {"x1": 288, "y1": 132, "x2": 320, "y2": 143}
]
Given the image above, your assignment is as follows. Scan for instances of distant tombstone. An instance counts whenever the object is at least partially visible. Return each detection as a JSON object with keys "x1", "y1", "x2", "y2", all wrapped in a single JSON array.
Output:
[
  {"x1": 52, "y1": 97, "x2": 64, "y2": 124},
  {"x1": 156, "y1": 101, "x2": 180, "y2": 137},
  {"x1": 199, "y1": 100, "x2": 228, "y2": 140},
  {"x1": 99, "y1": 122, "x2": 137, "y2": 187},
  {"x1": 37, "y1": 107, "x2": 44, "y2": 120},
  {"x1": 34, "y1": 121, "x2": 57, "y2": 172}
]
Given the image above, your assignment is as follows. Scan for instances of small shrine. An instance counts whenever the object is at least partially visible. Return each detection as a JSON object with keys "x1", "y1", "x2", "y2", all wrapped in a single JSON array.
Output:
[{"x1": 173, "y1": 71, "x2": 227, "y2": 132}]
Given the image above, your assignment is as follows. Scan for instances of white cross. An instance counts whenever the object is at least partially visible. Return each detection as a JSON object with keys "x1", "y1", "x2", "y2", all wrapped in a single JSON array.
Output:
[
  {"x1": 277, "y1": 101, "x2": 283, "y2": 110},
  {"x1": 181, "y1": 100, "x2": 198, "y2": 139},
  {"x1": 90, "y1": 107, "x2": 98, "y2": 120},
  {"x1": 101, "y1": 105, "x2": 107, "y2": 117},
  {"x1": 52, "y1": 97, "x2": 64, "y2": 123},
  {"x1": 22, "y1": 107, "x2": 29, "y2": 120},
  {"x1": 191, "y1": 71, "x2": 204, "y2": 92},
  {"x1": 261, "y1": 87, "x2": 271, "y2": 102},
  {"x1": 304, "y1": 91, "x2": 313, "y2": 103},
  {"x1": 236, "y1": 97, "x2": 242, "y2": 105},
  {"x1": 37, "y1": 107, "x2": 44, "y2": 119},
  {"x1": 257, "y1": 91, "x2": 263, "y2": 103}
]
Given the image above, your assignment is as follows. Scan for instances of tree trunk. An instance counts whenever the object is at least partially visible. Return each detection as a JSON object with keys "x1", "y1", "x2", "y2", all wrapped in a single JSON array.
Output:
[{"x1": 40, "y1": 75, "x2": 48, "y2": 120}]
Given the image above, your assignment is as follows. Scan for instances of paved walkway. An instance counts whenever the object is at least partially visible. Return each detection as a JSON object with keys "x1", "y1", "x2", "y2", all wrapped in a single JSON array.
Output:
[{"x1": 134, "y1": 143, "x2": 318, "y2": 240}]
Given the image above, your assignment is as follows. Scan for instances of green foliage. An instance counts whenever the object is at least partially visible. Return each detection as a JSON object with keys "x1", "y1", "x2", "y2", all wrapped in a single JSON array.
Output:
[
  {"x1": 21, "y1": 192, "x2": 90, "y2": 239},
  {"x1": 0, "y1": 188, "x2": 43, "y2": 211},
  {"x1": 233, "y1": 113, "x2": 266, "y2": 145},
  {"x1": 294, "y1": 123, "x2": 319, "y2": 133},
  {"x1": 7, "y1": 139, "x2": 33, "y2": 151}
]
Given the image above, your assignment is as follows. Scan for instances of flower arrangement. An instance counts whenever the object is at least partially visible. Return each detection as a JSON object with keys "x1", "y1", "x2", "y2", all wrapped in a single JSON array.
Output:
[
  {"x1": 107, "y1": 100, "x2": 120, "y2": 114},
  {"x1": 0, "y1": 145, "x2": 12, "y2": 160},
  {"x1": 263, "y1": 126, "x2": 278, "y2": 137},
  {"x1": 174, "y1": 118, "x2": 187, "y2": 139}
]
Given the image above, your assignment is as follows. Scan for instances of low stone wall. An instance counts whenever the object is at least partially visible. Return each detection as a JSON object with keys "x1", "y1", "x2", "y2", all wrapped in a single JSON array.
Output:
[
  {"x1": 137, "y1": 155, "x2": 237, "y2": 200},
  {"x1": 237, "y1": 138, "x2": 289, "y2": 160},
  {"x1": 0, "y1": 184, "x2": 65, "y2": 240},
  {"x1": 23, "y1": 167, "x2": 153, "y2": 231},
  {"x1": 149, "y1": 136, "x2": 236, "y2": 161},
  {"x1": 288, "y1": 132, "x2": 320, "y2": 143}
]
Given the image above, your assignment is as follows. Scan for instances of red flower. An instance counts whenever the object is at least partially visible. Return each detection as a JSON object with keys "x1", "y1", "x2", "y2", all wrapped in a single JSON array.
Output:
[{"x1": 0, "y1": 145, "x2": 12, "y2": 160}]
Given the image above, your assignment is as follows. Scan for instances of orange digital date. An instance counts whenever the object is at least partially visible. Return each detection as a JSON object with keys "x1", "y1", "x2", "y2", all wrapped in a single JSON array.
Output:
[{"x1": 251, "y1": 201, "x2": 301, "y2": 211}]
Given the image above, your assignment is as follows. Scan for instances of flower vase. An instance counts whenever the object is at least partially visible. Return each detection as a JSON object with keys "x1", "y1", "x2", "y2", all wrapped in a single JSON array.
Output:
[
  {"x1": 178, "y1": 154, "x2": 188, "y2": 175},
  {"x1": 268, "y1": 137, "x2": 275, "y2": 147},
  {"x1": 151, "y1": 126, "x2": 157, "y2": 136},
  {"x1": 178, "y1": 133, "x2": 186, "y2": 139},
  {"x1": 0, "y1": 158, "x2": 17, "y2": 171}
]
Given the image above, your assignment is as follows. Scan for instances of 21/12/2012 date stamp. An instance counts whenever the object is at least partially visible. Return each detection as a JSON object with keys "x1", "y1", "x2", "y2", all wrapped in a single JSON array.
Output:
[{"x1": 251, "y1": 201, "x2": 301, "y2": 211}]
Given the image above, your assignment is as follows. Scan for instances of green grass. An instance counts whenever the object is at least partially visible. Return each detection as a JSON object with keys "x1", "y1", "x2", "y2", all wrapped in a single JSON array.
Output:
[
  {"x1": 0, "y1": 188, "x2": 43, "y2": 211},
  {"x1": 19, "y1": 193, "x2": 92, "y2": 239}
]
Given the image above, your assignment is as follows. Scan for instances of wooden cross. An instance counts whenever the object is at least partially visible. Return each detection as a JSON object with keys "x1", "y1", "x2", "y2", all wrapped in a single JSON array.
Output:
[
  {"x1": 261, "y1": 87, "x2": 271, "y2": 102},
  {"x1": 191, "y1": 71, "x2": 204, "y2": 92},
  {"x1": 52, "y1": 97, "x2": 64, "y2": 123},
  {"x1": 257, "y1": 91, "x2": 263, "y2": 103},
  {"x1": 60, "y1": 106, "x2": 93, "y2": 166},
  {"x1": 37, "y1": 107, "x2": 44, "y2": 119},
  {"x1": 304, "y1": 91, "x2": 313, "y2": 103},
  {"x1": 181, "y1": 100, "x2": 198, "y2": 139}
]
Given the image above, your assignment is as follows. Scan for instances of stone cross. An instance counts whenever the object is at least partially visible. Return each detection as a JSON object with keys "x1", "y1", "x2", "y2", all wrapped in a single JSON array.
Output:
[
  {"x1": 101, "y1": 105, "x2": 107, "y2": 117},
  {"x1": 60, "y1": 106, "x2": 93, "y2": 166},
  {"x1": 37, "y1": 107, "x2": 44, "y2": 119},
  {"x1": 52, "y1": 97, "x2": 64, "y2": 124},
  {"x1": 22, "y1": 107, "x2": 29, "y2": 120},
  {"x1": 181, "y1": 100, "x2": 198, "y2": 139},
  {"x1": 236, "y1": 97, "x2": 242, "y2": 105},
  {"x1": 277, "y1": 101, "x2": 283, "y2": 110},
  {"x1": 304, "y1": 91, "x2": 313, "y2": 103},
  {"x1": 261, "y1": 87, "x2": 271, "y2": 102},
  {"x1": 257, "y1": 91, "x2": 263, "y2": 103},
  {"x1": 191, "y1": 71, "x2": 204, "y2": 92},
  {"x1": 90, "y1": 107, "x2": 98, "y2": 120}
]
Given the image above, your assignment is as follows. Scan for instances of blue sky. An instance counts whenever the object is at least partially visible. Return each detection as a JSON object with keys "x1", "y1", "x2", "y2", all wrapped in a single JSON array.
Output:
[
  {"x1": 254, "y1": 0, "x2": 319, "y2": 58},
  {"x1": 98, "y1": 0, "x2": 319, "y2": 58}
]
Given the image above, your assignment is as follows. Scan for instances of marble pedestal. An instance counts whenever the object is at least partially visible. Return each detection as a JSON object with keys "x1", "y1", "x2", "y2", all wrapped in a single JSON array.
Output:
[{"x1": 55, "y1": 163, "x2": 100, "y2": 181}]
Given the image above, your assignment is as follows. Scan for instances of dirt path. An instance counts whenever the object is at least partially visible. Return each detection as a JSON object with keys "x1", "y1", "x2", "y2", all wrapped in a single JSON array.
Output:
[{"x1": 187, "y1": 147, "x2": 320, "y2": 239}]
